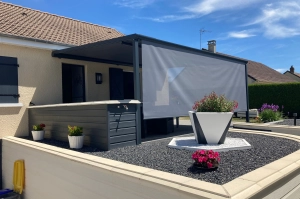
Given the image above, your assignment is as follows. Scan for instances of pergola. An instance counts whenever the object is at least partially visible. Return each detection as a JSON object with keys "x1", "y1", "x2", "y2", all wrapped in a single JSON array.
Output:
[{"x1": 52, "y1": 34, "x2": 250, "y2": 140}]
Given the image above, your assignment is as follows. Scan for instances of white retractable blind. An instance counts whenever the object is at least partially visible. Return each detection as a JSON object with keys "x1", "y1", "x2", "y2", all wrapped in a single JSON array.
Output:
[{"x1": 142, "y1": 40, "x2": 247, "y2": 119}]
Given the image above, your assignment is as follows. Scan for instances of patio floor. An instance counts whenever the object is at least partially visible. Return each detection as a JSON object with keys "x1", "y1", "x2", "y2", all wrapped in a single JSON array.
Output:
[{"x1": 141, "y1": 119, "x2": 193, "y2": 142}]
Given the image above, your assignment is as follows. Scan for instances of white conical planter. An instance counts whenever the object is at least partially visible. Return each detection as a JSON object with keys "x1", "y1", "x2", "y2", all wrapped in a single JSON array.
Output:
[
  {"x1": 189, "y1": 111, "x2": 233, "y2": 144},
  {"x1": 68, "y1": 135, "x2": 84, "y2": 149},
  {"x1": 31, "y1": 130, "x2": 45, "y2": 141}
]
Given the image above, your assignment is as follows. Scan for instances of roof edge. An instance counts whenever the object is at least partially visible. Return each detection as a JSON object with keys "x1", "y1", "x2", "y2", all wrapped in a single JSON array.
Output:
[
  {"x1": 283, "y1": 71, "x2": 300, "y2": 78},
  {"x1": 248, "y1": 74, "x2": 257, "y2": 81},
  {"x1": 0, "y1": 32, "x2": 75, "y2": 47},
  {"x1": 130, "y1": 34, "x2": 249, "y2": 64}
]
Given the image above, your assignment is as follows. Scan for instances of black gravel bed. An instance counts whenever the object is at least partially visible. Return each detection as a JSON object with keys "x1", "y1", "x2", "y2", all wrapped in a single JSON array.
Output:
[
  {"x1": 22, "y1": 131, "x2": 300, "y2": 185},
  {"x1": 274, "y1": 119, "x2": 300, "y2": 126}
]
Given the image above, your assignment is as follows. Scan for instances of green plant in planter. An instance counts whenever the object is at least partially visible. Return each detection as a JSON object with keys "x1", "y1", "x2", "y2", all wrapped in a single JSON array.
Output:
[
  {"x1": 192, "y1": 91, "x2": 238, "y2": 112},
  {"x1": 33, "y1": 123, "x2": 45, "y2": 131},
  {"x1": 68, "y1": 125, "x2": 83, "y2": 136}
]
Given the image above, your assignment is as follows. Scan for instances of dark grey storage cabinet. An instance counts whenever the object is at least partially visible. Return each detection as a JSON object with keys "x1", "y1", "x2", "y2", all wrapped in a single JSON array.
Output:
[
  {"x1": 108, "y1": 104, "x2": 137, "y2": 150},
  {"x1": 28, "y1": 102, "x2": 139, "y2": 151}
]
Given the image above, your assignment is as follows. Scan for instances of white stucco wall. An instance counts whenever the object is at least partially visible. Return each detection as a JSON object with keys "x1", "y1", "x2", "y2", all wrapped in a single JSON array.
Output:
[{"x1": 0, "y1": 42, "x2": 134, "y2": 138}]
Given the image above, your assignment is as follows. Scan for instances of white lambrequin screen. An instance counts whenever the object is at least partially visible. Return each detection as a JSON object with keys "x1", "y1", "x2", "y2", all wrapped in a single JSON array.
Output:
[{"x1": 142, "y1": 40, "x2": 247, "y2": 119}]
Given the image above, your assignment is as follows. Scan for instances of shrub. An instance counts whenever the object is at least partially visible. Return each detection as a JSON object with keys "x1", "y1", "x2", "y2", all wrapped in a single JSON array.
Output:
[
  {"x1": 259, "y1": 109, "x2": 282, "y2": 123},
  {"x1": 256, "y1": 103, "x2": 283, "y2": 123},
  {"x1": 192, "y1": 91, "x2": 238, "y2": 112},
  {"x1": 32, "y1": 123, "x2": 45, "y2": 131},
  {"x1": 68, "y1": 125, "x2": 83, "y2": 136},
  {"x1": 249, "y1": 83, "x2": 300, "y2": 117},
  {"x1": 192, "y1": 150, "x2": 220, "y2": 169}
]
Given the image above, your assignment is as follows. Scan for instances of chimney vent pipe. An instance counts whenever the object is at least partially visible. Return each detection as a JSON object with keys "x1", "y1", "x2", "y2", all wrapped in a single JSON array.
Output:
[
  {"x1": 208, "y1": 40, "x2": 216, "y2": 53},
  {"x1": 290, "y1": 65, "x2": 295, "y2": 74}
]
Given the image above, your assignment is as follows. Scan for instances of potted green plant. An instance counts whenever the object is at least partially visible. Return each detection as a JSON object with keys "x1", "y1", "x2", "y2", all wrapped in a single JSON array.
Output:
[
  {"x1": 31, "y1": 123, "x2": 46, "y2": 141},
  {"x1": 189, "y1": 91, "x2": 238, "y2": 144},
  {"x1": 67, "y1": 125, "x2": 84, "y2": 149}
]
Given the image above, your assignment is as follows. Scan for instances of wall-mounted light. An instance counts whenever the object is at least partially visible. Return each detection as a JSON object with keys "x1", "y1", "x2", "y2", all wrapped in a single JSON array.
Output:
[{"x1": 95, "y1": 73, "x2": 102, "y2": 84}]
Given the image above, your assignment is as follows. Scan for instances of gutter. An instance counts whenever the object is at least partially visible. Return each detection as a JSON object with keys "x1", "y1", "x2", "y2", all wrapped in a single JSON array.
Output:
[{"x1": 0, "y1": 33, "x2": 75, "y2": 48}]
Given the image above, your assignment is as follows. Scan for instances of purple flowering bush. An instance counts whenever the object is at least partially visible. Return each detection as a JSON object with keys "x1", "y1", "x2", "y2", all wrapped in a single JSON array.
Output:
[
  {"x1": 260, "y1": 103, "x2": 280, "y2": 112},
  {"x1": 256, "y1": 103, "x2": 283, "y2": 123}
]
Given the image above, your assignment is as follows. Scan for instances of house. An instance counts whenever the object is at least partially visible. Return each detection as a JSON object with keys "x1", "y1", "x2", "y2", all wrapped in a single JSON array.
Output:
[
  {"x1": 247, "y1": 61, "x2": 296, "y2": 84},
  {"x1": 0, "y1": 1, "x2": 124, "y2": 138},
  {"x1": 203, "y1": 45, "x2": 296, "y2": 84},
  {"x1": 283, "y1": 66, "x2": 300, "y2": 82},
  {"x1": 0, "y1": 2, "x2": 249, "y2": 150}
]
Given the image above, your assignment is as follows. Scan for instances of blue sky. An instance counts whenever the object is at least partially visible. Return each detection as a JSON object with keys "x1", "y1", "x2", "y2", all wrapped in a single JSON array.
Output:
[{"x1": 4, "y1": 0, "x2": 300, "y2": 73}]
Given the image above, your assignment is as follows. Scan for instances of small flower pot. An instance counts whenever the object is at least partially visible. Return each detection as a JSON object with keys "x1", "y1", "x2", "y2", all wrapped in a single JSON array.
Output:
[
  {"x1": 68, "y1": 135, "x2": 84, "y2": 149},
  {"x1": 31, "y1": 130, "x2": 45, "y2": 141},
  {"x1": 193, "y1": 162, "x2": 218, "y2": 170}
]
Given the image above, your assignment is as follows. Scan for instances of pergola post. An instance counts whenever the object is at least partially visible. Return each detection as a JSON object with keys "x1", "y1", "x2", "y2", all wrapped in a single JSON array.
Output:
[
  {"x1": 133, "y1": 39, "x2": 141, "y2": 144},
  {"x1": 245, "y1": 63, "x2": 250, "y2": 122}
]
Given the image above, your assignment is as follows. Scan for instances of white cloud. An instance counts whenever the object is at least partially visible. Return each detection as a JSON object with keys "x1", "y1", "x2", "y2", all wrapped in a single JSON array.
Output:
[
  {"x1": 141, "y1": 14, "x2": 196, "y2": 22},
  {"x1": 275, "y1": 68, "x2": 288, "y2": 73},
  {"x1": 115, "y1": 0, "x2": 155, "y2": 8},
  {"x1": 144, "y1": 0, "x2": 262, "y2": 22},
  {"x1": 246, "y1": 1, "x2": 300, "y2": 38},
  {"x1": 228, "y1": 30, "x2": 256, "y2": 38},
  {"x1": 184, "y1": 0, "x2": 262, "y2": 15}
]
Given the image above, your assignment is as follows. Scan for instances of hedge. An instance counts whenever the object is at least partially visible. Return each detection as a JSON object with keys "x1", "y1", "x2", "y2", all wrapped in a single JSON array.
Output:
[{"x1": 248, "y1": 82, "x2": 300, "y2": 117}]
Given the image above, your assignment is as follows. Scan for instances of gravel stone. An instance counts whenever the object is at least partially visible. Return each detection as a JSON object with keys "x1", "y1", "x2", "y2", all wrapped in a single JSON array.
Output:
[
  {"x1": 23, "y1": 131, "x2": 300, "y2": 185},
  {"x1": 275, "y1": 119, "x2": 300, "y2": 126}
]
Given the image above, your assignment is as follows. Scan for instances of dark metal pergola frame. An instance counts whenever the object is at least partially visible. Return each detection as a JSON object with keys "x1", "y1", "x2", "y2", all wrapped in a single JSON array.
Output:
[{"x1": 52, "y1": 34, "x2": 250, "y2": 144}]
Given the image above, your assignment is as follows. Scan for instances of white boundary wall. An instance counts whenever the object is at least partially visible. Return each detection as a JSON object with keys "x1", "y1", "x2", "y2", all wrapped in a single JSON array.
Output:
[
  {"x1": 2, "y1": 137, "x2": 221, "y2": 199},
  {"x1": 2, "y1": 135, "x2": 300, "y2": 199}
]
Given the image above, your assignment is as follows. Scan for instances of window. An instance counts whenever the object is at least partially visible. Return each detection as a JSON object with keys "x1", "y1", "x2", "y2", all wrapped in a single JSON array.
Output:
[{"x1": 0, "y1": 56, "x2": 19, "y2": 103}]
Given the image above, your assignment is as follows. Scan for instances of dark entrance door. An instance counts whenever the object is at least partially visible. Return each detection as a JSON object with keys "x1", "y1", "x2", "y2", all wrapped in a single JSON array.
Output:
[
  {"x1": 123, "y1": 71, "x2": 134, "y2": 99},
  {"x1": 109, "y1": 68, "x2": 135, "y2": 100},
  {"x1": 62, "y1": 63, "x2": 85, "y2": 103},
  {"x1": 109, "y1": 68, "x2": 124, "y2": 100}
]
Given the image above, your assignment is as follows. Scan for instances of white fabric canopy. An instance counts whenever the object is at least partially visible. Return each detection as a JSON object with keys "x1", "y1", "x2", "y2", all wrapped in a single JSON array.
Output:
[{"x1": 142, "y1": 40, "x2": 247, "y2": 119}]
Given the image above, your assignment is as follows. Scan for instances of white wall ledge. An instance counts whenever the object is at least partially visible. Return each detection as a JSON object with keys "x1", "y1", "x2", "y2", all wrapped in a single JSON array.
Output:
[
  {"x1": 0, "y1": 103, "x2": 23, "y2": 107},
  {"x1": 27, "y1": 100, "x2": 141, "y2": 109}
]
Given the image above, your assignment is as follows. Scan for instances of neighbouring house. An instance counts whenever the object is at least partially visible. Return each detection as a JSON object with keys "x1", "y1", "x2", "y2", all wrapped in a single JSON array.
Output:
[
  {"x1": 0, "y1": 1, "x2": 248, "y2": 151},
  {"x1": 283, "y1": 65, "x2": 300, "y2": 82},
  {"x1": 203, "y1": 43, "x2": 296, "y2": 84},
  {"x1": 246, "y1": 61, "x2": 296, "y2": 84}
]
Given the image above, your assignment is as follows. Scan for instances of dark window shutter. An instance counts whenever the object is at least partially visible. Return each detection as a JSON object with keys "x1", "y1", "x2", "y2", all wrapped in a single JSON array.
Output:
[{"x1": 0, "y1": 56, "x2": 19, "y2": 103}]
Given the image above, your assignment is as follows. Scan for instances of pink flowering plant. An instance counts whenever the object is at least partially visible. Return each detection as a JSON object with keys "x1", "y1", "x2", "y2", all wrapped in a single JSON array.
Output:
[
  {"x1": 192, "y1": 91, "x2": 238, "y2": 112},
  {"x1": 192, "y1": 150, "x2": 220, "y2": 169}
]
